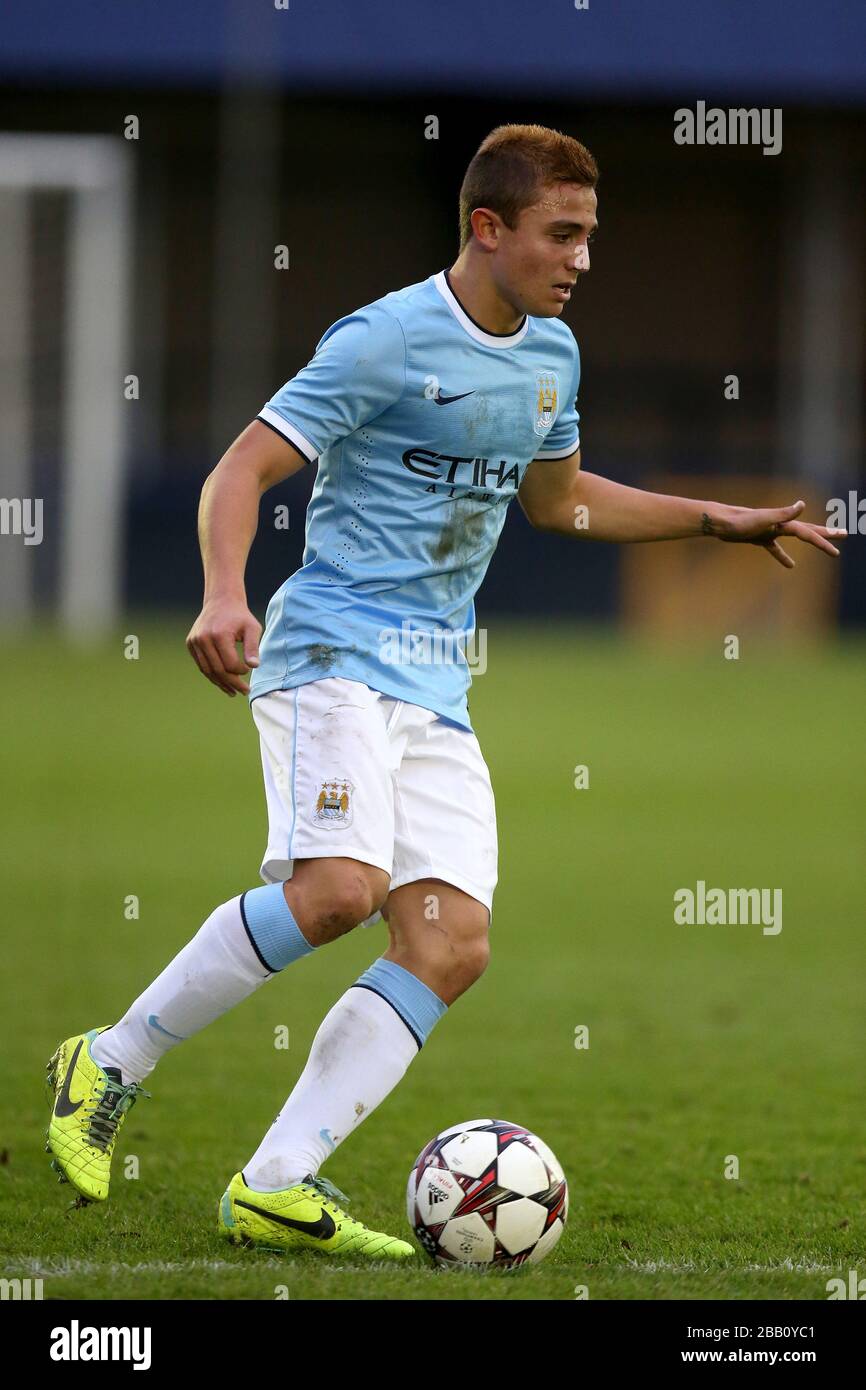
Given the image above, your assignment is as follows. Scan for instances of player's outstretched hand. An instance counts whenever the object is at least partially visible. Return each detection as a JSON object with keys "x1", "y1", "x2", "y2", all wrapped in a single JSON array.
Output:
[
  {"x1": 705, "y1": 500, "x2": 847, "y2": 569},
  {"x1": 185, "y1": 599, "x2": 262, "y2": 697}
]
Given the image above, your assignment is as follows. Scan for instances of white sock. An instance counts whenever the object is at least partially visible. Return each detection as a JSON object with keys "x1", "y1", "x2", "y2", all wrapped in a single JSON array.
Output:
[
  {"x1": 243, "y1": 986, "x2": 420, "y2": 1191},
  {"x1": 91, "y1": 895, "x2": 274, "y2": 1084}
]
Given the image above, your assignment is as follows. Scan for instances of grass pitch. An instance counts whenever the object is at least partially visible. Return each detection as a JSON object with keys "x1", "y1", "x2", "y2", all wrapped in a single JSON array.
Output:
[{"x1": 2, "y1": 622, "x2": 864, "y2": 1300}]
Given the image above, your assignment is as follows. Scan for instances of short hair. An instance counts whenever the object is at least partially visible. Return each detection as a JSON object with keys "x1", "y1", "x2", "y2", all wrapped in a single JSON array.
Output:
[{"x1": 458, "y1": 123, "x2": 599, "y2": 251}]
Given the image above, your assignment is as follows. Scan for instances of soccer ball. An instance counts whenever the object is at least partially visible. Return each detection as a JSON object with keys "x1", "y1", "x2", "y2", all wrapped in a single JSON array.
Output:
[{"x1": 407, "y1": 1118, "x2": 568, "y2": 1269}]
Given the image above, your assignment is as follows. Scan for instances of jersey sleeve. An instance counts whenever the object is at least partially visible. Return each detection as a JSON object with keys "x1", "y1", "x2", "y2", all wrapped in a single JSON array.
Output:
[
  {"x1": 257, "y1": 304, "x2": 407, "y2": 463},
  {"x1": 533, "y1": 338, "x2": 581, "y2": 460}
]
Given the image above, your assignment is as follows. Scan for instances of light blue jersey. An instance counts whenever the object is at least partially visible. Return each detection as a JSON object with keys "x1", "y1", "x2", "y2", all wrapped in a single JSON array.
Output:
[{"x1": 250, "y1": 269, "x2": 581, "y2": 731}]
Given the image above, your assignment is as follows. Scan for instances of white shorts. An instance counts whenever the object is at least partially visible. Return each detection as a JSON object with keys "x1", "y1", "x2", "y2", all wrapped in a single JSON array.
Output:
[{"x1": 251, "y1": 676, "x2": 498, "y2": 925}]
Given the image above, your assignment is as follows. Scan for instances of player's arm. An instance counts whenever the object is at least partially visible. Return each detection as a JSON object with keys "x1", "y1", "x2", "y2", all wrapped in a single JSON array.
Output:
[
  {"x1": 517, "y1": 450, "x2": 846, "y2": 568},
  {"x1": 186, "y1": 420, "x2": 309, "y2": 697}
]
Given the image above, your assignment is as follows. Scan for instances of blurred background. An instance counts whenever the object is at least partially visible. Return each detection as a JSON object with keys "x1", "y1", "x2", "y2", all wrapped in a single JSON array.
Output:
[
  {"x1": 0, "y1": 0, "x2": 864, "y2": 636},
  {"x1": 2, "y1": 1, "x2": 865, "y2": 1303}
]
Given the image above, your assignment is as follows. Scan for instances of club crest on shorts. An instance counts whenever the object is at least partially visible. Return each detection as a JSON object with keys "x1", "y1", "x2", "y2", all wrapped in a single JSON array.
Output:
[
  {"x1": 313, "y1": 779, "x2": 354, "y2": 828},
  {"x1": 533, "y1": 370, "x2": 558, "y2": 436}
]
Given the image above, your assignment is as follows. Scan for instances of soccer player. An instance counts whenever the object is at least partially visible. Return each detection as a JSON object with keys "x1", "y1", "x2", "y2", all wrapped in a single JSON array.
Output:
[{"x1": 46, "y1": 124, "x2": 844, "y2": 1258}]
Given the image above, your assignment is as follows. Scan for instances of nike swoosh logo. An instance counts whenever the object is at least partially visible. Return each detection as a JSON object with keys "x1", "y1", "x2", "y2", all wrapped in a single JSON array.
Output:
[
  {"x1": 235, "y1": 1198, "x2": 337, "y2": 1240},
  {"x1": 148, "y1": 1013, "x2": 185, "y2": 1041},
  {"x1": 54, "y1": 1040, "x2": 85, "y2": 1117},
  {"x1": 433, "y1": 389, "x2": 476, "y2": 405}
]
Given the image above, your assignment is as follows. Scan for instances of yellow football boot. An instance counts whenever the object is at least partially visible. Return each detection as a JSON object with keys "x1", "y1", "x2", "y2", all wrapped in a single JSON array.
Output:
[
  {"x1": 218, "y1": 1170, "x2": 417, "y2": 1260},
  {"x1": 45, "y1": 1026, "x2": 151, "y2": 1202}
]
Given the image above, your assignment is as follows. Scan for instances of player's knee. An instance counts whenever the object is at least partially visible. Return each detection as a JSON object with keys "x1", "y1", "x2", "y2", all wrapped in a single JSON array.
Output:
[
  {"x1": 461, "y1": 934, "x2": 490, "y2": 987},
  {"x1": 435, "y1": 933, "x2": 490, "y2": 999},
  {"x1": 317, "y1": 864, "x2": 388, "y2": 934}
]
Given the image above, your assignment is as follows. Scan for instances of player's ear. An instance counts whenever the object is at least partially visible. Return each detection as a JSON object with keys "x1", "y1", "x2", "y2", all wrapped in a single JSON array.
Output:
[{"x1": 470, "y1": 207, "x2": 498, "y2": 250}]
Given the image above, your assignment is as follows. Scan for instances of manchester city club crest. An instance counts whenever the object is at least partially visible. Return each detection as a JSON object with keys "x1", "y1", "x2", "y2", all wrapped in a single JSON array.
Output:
[
  {"x1": 533, "y1": 370, "x2": 558, "y2": 436},
  {"x1": 313, "y1": 779, "x2": 354, "y2": 828}
]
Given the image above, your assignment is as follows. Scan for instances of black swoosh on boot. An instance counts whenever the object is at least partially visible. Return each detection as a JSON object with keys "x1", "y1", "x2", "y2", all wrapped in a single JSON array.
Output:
[
  {"x1": 54, "y1": 1040, "x2": 85, "y2": 1117},
  {"x1": 235, "y1": 1198, "x2": 337, "y2": 1240}
]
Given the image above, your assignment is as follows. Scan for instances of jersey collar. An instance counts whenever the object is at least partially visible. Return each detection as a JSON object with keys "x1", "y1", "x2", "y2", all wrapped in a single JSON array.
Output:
[{"x1": 434, "y1": 269, "x2": 529, "y2": 349}]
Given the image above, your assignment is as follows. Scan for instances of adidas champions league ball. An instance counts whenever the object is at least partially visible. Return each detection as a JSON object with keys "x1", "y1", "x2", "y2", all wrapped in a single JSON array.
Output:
[{"x1": 407, "y1": 1118, "x2": 568, "y2": 1268}]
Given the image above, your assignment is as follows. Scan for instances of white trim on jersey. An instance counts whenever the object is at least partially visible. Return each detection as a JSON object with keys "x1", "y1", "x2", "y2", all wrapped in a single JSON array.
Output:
[
  {"x1": 433, "y1": 270, "x2": 529, "y2": 350},
  {"x1": 257, "y1": 406, "x2": 318, "y2": 462},
  {"x1": 533, "y1": 437, "x2": 581, "y2": 460}
]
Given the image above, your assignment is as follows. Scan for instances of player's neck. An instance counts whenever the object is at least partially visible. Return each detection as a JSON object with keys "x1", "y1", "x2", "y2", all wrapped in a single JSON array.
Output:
[{"x1": 446, "y1": 256, "x2": 526, "y2": 336}]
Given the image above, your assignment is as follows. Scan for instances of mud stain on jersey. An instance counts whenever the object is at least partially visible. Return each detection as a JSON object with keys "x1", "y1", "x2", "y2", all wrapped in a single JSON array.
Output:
[
  {"x1": 306, "y1": 643, "x2": 359, "y2": 670},
  {"x1": 462, "y1": 393, "x2": 491, "y2": 442},
  {"x1": 432, "y1": 499, "x2": 490, "y2": 564},
  {"x1": 307, "y1": 643, "x2": 341, "y2": 668}
]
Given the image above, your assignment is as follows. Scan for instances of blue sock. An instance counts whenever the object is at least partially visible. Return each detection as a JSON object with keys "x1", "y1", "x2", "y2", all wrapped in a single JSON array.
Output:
[
  {"x1": 352, "y1": 957, "x2": 448, "y2": 1049},
  {"x1": 240, "y1": 883, "x2": 316, "y2": 973}
]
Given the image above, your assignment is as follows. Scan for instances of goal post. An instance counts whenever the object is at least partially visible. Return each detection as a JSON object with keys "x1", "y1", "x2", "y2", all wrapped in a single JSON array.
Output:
[{"x1": 0, "y1": 133, "x2": 133, "y2": 637}]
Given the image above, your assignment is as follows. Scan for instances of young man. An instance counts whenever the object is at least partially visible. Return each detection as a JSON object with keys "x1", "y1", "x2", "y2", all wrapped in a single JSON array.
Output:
[{"x1": 46, "y1": 124, "x2": 844, "y2": 1259}]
